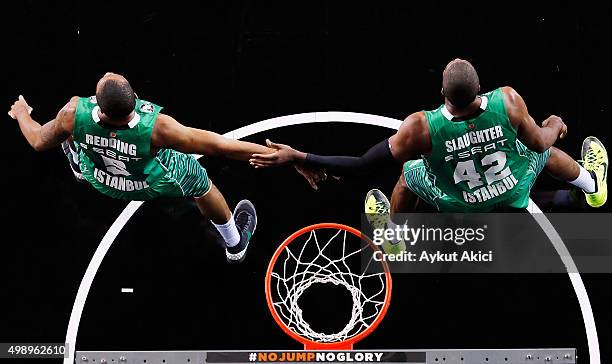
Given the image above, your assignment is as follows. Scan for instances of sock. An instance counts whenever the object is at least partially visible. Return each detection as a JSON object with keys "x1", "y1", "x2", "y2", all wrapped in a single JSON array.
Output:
[
  {"x1": 213, "y1": 214, "x2": 240, "y2": 247},
  {"x1": 569, "y1": 165, "x2": 596, "y2": 193}
]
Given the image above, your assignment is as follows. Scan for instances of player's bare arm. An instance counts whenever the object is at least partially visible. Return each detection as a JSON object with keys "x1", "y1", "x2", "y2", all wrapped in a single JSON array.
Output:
[
  {"x1": 388, "y1": 111, "x2": 431, "y2": 162},
  {"x1": 502, "y1": 86, "x2": 567, "y2": 152},
  {"x1": 151, "y1": 113, "x2": 275, "y2": 160},
  {"x1": 9, "y1": 96, "x2": 76, "y2": 151},
  {"x1": 152, "y1": 114, "x2": 326, "y2": 189}
]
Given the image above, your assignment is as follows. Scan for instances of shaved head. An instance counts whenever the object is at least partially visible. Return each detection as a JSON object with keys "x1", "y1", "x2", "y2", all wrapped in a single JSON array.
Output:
[
  {"x1": 96, "y1": 73, "x2": 136, "y2": 120},
  {"x1": 442, "y1": 59, "x2": 480, "y2": 108}
]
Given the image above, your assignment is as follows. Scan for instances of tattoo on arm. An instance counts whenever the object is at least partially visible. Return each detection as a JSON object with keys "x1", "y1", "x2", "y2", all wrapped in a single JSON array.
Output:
[{"x1": 36, "y1": 101, "x2": 74, "y2": 150}]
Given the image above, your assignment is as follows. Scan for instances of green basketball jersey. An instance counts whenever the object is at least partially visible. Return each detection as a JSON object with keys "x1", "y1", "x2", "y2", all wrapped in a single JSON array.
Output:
[
  {"x1": 72, "y1": 96, "x2": 168, "y2": 199},
  {"x1": 423, "y1": 88, "x2": 529, "y2": 210}
]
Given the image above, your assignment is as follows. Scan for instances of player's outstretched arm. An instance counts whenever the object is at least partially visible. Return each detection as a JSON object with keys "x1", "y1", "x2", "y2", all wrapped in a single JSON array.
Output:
[
  {"x1": 250, "y1": 112, "x2": 430, "y2": 175},
  {"x1": 8, "y1": 96, "x2": 75, "y2": 151},
  {"x1": 152, "y1": 113, "x2": 276, "y2": 161},
  {"x1": 152, "y1": 114, "x2": 326, "y2": 189},
  {"x1": 250, "y1": 138, "x2": 393, "y2": 175},
  {"x1": 502, "y1": 86, "x2": 567, "y2": 153}
]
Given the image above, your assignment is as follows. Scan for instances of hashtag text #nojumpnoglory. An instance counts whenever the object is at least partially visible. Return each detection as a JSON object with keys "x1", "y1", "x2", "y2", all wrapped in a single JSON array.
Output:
[{"x1": 255, "y1": 352, "x2": 384, "y2": 362}]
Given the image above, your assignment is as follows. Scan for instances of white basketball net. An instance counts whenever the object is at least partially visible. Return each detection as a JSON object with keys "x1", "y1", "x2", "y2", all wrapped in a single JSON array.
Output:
[{"x1": 269, "y1": 228, "x2": 388, "y2": 344}]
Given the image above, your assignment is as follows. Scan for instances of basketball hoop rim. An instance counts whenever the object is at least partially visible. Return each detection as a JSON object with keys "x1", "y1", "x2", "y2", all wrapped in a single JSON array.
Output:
[{"x1": 264, "y1": 223, "x2": 393, "y2": 350}]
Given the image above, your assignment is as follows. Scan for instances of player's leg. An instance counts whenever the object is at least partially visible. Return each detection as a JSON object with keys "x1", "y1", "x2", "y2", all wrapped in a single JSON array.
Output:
[
  {"x1": 390, "y1": 174, "x2": 419, "y2": 213},
  {"x1": 544, "y1": 147, "x2": 581, "y2": 182},
  {"x1": 194, "y1": 183, "x2": 232, "y2": 224},
  {"x1": 544, "y1": 137, "x2": 607, "y2": 207},
  {"x1": 364, "y1": 159, "x2": 446, "y2": 253},
  {"x1": 194, "y1": 183, "x2": 257, "y2": 263},
  {"x1": 159, "y1": 149, "x2": 257, "y2": 262}
]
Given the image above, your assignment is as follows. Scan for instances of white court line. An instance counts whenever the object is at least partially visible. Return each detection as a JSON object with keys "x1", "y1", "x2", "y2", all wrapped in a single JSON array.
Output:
[
  {"x1": 527, "y1": 200, "x2": 599, "y2": 363},
  {"x1": 63, "y1": 112, "x2": 600, "y2": 364},
  {"x1": 121, "y1": 288, "x2": 134, "y2": 293}
]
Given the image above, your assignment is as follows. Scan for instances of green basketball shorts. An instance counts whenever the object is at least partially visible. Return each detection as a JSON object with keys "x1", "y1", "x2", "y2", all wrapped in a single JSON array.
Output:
[
  {"x1": 80, "y1": 149, "x2": 211, "y2": 201},
  {"x1": 402, "y1": 147, "x2": 551, "y2": 212}
]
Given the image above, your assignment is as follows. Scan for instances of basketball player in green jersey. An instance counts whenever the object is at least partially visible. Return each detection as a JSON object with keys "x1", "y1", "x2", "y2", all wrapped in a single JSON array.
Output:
[
  {"x1": 8, "y1": 72, "x2": 320, "y2": 263},
  {"x1": 250, "y1": 59, "x2": 608, "y2": 217}
]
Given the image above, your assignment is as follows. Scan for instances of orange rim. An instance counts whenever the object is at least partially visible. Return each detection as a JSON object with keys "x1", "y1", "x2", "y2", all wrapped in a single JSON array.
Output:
[{"x1": 265, "y1": 223, "x2": 392, "y2": 350}]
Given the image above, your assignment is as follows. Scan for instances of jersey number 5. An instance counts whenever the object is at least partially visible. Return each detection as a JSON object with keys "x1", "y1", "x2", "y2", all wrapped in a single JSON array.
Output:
[{"x1": 453, "y1": 151, "x2": 511, "y2": 189}]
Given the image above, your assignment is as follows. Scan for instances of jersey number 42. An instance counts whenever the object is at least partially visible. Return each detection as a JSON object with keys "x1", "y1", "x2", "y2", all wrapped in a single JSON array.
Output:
[{"x1": 453, "y1": 151, "x2": 511, "y2": 189}]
